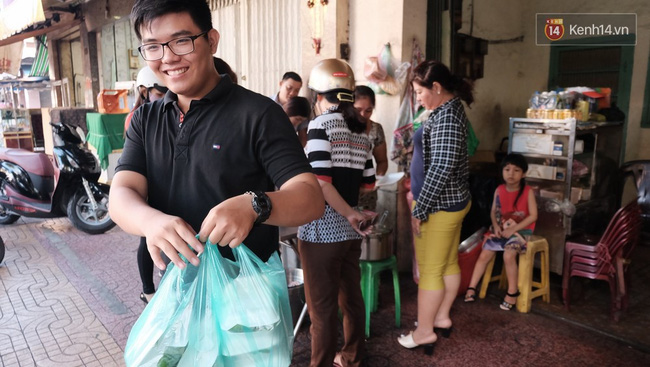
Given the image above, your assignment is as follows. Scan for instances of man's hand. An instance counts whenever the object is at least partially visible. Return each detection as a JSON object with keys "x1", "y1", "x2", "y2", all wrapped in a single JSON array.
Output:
[
  {"x1": 143, "y1": 212, "x2": 204, "y2": 271},
  {"x1": 198, "y1": 194, "x2": 257, "y2": 248}
]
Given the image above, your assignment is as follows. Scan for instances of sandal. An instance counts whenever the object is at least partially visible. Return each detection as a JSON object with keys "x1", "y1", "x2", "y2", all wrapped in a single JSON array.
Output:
[
  {"x1": 464, "y1": 287, "x2": 477, "y2": 303},
  {"x1": 500, "y1": 290, "x2": 520, "y2": 311}
]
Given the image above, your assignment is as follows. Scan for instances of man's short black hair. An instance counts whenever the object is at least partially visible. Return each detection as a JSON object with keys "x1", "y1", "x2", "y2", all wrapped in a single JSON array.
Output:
[
  {"x1": 131, "y1": 0, "x2": 213, "y2": 40},
  {"x1": 282, "y1": 72, "x2": 302, "y2": 83}
]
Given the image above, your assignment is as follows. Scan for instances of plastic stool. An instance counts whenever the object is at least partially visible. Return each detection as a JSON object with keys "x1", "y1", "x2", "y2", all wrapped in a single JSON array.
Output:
[
  {"x1": 360, "y1": 255, "x2": 401, "y2": 338},
  {"x1": 516, "y1": 236, "x2": 550, "y2": 313},
  {"x1": 478, "y1": 236, "x2": 550, "y2": 313},
  {"x1": 479, "y1": 254, "x2": 507, "y2": 299}
]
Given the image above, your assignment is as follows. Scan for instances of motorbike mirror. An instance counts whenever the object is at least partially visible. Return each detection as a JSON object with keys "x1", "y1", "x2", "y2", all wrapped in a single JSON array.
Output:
[{"x1": 75, "y1": 126, "x2": 87, "y2": 144}]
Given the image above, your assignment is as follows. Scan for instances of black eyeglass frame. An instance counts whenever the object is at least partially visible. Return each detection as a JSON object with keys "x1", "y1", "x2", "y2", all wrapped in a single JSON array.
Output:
[{"x1": 137, "y1": 31, "x2": 209, "y2": 61}]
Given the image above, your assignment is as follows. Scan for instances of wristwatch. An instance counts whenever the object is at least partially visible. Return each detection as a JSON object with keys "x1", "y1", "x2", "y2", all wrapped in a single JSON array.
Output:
[{"x1": 246, "y1": 191, "x2": 272, "y2": 225}]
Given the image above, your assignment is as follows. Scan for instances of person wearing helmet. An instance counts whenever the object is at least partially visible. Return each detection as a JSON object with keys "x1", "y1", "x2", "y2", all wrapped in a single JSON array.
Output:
[
  {"x1": 125, "y1": 66, "x2": 169, "y2": 132},
  {"x1": 128, "y1": 66, "x2": 170, "y2": 304},
  {"x1": 298, "y1": 59, "x2": 375, "y2": 367}
]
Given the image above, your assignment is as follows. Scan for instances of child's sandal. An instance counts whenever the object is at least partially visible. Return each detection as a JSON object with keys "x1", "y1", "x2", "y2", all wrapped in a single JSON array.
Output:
[
  {"x1": 499, "y1": 290, "x2": 520, "y2": 311},
  {"x1": 464, "y1": 287, "x2": 477, "y2": 303}
]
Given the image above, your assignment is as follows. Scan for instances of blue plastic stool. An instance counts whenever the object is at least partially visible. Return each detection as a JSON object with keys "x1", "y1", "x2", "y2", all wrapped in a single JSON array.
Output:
[{"x1": 360, "y1": 255, "x2": 401, "y2": 338}]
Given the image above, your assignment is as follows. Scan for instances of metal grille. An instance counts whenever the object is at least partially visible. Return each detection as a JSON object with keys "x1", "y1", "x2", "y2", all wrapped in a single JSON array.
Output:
[
  {"x1": 211, "y1": 0, "x2": 302, "y2": 96},
  {"x1": 554, "y1": 47, "x2": 622, "y2": 98},
  {"x1": 209, "y1": 0, "x2": 240, "y2": 10}
]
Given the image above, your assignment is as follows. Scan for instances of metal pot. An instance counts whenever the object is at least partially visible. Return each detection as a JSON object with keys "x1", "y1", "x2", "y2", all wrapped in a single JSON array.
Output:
[
  {"x1": 360, "y1": 228, "x2": 393, "y2": 261},
  {"x1": 285, "y1": 268, "x2": 305, "y2": 326},
  {"x1": 280, "y1": 240, "x2": 301, "y2": 270}
]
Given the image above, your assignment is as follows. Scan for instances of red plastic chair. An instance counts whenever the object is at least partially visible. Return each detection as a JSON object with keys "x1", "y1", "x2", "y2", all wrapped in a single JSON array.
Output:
[{"x1": 562, "y1": 200, "x2": 641, "y2": 320}]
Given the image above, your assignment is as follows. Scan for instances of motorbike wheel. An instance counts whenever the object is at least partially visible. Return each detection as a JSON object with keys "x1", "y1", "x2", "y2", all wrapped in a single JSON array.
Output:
[
  {"x1": 67, "y1": 189, "x2": 116, "y2": 234},
  {"x1": 0, "y1": 205, "x2": 20, "y2": 225}
]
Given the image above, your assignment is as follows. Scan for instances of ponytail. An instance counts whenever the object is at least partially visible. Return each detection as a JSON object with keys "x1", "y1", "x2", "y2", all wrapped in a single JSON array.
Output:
[
  {"x1": 322, "y1": 90, "x2": 366, "y2": 134},
  {"x1": 514, "y1": 177, "x2": 526, "y2": 209},
  {"x1": 450, "y1": 75, "x2": 474, "y2": 106}
]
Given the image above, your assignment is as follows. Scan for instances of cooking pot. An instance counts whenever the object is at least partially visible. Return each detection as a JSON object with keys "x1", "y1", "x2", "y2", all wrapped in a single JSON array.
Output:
[
  {"x1": 360, "y1": 228, "x2": 393, "y2": 261},
  {"x1": 285, "y1": 268, "x2": 305, "y2": 326},
  {"x1": 280, "y1": 240, "x2": 301, "y2": 270}
]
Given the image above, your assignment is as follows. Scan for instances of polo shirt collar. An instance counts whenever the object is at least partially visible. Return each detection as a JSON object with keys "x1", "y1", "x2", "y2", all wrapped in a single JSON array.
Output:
[{"x1": 162, "y1": 74, "x2": 235, "y2": 111}]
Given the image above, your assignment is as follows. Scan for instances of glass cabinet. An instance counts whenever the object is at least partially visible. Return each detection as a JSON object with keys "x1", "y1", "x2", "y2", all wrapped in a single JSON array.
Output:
[
  {"x1": 508, "y1": 117, "x2": 623, "y2": 274},
  {"x1": 0, "y1": 109, "x2": 34, "y2": 150}
]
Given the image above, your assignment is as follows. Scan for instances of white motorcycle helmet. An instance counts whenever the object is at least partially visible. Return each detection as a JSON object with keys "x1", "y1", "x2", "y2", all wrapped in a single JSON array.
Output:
[
  {"x1": 308, "y1": 59, "x2": 355, "y2": 95},
  {"x1": 135, "y1": 66, "x2": 167, "y2": 102},
  {"x1": 136, "y1": 66, "x2": 163, "y2": 89}
]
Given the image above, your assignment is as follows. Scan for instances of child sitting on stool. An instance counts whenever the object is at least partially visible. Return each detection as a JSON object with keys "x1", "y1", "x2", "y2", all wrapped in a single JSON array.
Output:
[{"x1": 464, "y1": 153, "x2": 538, "y2": 310}]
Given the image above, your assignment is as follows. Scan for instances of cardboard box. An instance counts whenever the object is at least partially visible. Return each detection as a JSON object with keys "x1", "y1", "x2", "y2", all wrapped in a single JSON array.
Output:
[
  {"x1": 512, "y1": 133, "x2": 553, "y2": 155},
  {"x1": 570, "y1": 187, "x2": 582, "y2": 204},
  {"x1": 540, "y1": 188, "x2": 564, "y2": 200},
  {"x1": 527, "y1": 164, "x2": 557, "y2": 180}
]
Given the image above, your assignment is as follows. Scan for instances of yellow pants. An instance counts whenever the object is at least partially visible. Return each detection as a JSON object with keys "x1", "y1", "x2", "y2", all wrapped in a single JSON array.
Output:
[{"x1": 414, "y1": 201, "x2": 471, "y2": 290}]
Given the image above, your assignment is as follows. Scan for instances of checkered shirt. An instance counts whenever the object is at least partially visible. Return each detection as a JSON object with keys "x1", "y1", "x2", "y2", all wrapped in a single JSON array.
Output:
[{"x1": 412, "y1": 97, "x2": 471, "y2": 220}]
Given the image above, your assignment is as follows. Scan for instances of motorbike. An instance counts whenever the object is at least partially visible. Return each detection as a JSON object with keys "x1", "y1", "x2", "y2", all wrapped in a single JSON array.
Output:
[{"x1": 0, "y1": 121, "x2": 115, "y2": 234}]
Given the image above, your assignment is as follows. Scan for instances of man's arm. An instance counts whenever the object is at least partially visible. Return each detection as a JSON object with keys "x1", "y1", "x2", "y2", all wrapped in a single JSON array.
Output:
[
  {"x1": 197, "y1": 172, "x2": 324, "y2": 248},
  {"x1": 109, "y1": 170, "x2": 203, "y2": 270}
]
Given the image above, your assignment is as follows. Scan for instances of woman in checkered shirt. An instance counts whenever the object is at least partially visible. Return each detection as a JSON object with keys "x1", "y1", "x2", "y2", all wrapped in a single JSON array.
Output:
[{"x1": 398, "y1": 60, "x2": 474, "y2": 355}]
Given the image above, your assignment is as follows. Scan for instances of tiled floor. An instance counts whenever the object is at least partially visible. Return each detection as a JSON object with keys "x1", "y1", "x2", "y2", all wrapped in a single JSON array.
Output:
[{"x1": 1, "y1": 217, "x2": 649, "y2": 366}]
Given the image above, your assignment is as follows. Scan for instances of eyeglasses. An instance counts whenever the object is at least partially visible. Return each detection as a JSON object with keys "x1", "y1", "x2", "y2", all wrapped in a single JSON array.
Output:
[{"x1": 138, "y1": 31, "x2": 208, "y2": 61}]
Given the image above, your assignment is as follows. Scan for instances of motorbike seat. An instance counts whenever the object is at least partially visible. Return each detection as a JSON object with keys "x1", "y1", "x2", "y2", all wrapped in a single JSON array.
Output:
[{"x1": 0, "y1": 149, "x2": 55, "y2": 177}]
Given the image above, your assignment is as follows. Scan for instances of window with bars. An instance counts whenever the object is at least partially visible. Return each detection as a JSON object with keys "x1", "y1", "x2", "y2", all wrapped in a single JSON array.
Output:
[{"x1": 548, "y1": 44, "x2": 634, "y2": 125}]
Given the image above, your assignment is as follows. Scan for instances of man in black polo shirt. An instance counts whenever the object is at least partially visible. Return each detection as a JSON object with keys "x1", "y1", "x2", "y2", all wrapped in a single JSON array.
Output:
[{"x1": 109, "y1": 0, "x2": 324, "y2": 270}]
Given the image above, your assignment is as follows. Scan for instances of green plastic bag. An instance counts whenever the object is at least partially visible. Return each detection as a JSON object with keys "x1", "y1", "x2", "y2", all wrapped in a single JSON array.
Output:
[{"x1": 124, "y1": 241, "x2": 293, "y2": 367}]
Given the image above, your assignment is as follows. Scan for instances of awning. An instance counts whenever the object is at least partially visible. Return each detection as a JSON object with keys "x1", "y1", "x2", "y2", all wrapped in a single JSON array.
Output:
[
  {"x1": 29, "y1": 35, "x2": 49, "y2": 77},
  {"x1": 0, "y1": 0, "x2": 46, "y2": 41}
]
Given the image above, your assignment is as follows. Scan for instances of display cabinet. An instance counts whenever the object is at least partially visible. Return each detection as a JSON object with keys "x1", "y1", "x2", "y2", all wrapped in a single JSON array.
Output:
[
  {"x1": 0, "y1": 109, "x2": 34, "y2": 150},
  {"x1": 508, "y1": 117, "x2": 623, "y2": 274}
]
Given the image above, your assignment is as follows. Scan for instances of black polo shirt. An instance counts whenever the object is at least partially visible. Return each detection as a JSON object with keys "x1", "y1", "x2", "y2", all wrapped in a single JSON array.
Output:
[{"x1": 116, "y1": 75, "x2": 311, "y2": 261}]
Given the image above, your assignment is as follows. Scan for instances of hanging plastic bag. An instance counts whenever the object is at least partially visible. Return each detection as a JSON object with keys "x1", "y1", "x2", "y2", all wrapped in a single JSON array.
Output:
[
  {"x1": 363, "y1": 56, "x2": 387, "y2": 84},
  {"x1": 124, "y1": 241, "x2": 293, "y2": 367}
]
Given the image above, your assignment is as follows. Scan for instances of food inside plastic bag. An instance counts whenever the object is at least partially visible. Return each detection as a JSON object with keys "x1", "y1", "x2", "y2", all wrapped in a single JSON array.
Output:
[
  {"x1": 157, "y1": 346, "x2": 186, "y2": 367},
  {"x1": 124, "y1": 241, "x2": 293, "y2": 367}
]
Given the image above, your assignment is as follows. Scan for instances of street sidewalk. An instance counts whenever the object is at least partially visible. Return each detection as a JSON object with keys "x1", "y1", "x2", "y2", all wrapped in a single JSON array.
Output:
[{"x1": 1, "y1": 217, "x2": 648, "y2": 366}]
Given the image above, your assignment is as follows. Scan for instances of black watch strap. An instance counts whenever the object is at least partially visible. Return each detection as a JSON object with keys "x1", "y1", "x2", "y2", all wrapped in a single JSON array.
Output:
[{"x1": 246, "y1": 191, "x2": 272, "y2": 225}]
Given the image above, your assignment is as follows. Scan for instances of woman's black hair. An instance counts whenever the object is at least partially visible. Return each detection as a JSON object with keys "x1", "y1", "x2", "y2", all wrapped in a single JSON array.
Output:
[
  {"x1": 501, "y1": 153, "x2": 529, "y2": 208},
  {"x1": 213, "y1": 57, "x2": 237, "y2": 84},
  {"x1": 354, "y1": 85, "x2": 376, "y2": 106},
  {"x1": 321, "y1": 90, "x2": 365, "y2": 134},
  {"x1": 284, "y1": 96, "x2": 311, "y2": 118},
  {"x1": 412, "y1": 60, "x2": 474, "y2": 106}
]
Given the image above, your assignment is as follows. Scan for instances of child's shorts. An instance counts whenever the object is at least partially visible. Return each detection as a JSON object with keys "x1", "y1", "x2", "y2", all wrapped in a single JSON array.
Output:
[{"x1": 482, "y1": 229, "x2": 533, "y2": 254}]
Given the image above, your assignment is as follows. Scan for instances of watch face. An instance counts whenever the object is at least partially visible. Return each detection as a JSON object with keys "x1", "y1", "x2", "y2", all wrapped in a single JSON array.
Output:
[{"x1": 251, "y1": 191, "x2": 272, "y2": 224}]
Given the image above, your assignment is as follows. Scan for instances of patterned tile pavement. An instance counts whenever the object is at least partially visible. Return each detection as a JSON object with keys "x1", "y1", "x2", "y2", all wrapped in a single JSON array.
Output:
[
  {"x1": 0, "y1": 217, "x2": 143, "y2": 367},
  {"x1": 1, "y1": 217, "x2": 649, "y2": 366}
]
